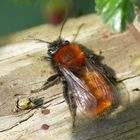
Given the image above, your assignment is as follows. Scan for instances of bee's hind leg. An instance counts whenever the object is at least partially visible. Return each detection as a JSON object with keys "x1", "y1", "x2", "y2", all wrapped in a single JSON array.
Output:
[
  {"x1": 62, "y1": 79, "x2": 77, "y2": 129},
  {"x1": 31, "y1": 73, "x2": 60, "y2": 93}
]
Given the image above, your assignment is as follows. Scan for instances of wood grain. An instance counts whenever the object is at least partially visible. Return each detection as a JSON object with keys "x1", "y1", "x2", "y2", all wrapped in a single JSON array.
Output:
[{"x1": 0, "y1": 14, "x2": 140, "y2": 140}]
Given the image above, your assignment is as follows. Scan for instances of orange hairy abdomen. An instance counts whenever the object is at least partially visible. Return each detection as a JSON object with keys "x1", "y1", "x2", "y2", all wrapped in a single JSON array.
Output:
[{"x1": 81, "y1": 70, "x2": 112, "y2": 116}]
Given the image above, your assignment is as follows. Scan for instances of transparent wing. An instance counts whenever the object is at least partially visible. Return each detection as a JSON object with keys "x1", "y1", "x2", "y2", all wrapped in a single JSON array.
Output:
[
  {"x1": 60, "y1": 67, "x2": 97, "y2": 114},
  {"x1": 85, "y1": 58, "x2": 126, "y2": 107}
]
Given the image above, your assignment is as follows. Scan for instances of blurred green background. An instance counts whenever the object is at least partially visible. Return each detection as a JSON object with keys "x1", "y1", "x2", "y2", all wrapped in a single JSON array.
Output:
[
  {"x1": 0, "y1": 0, "x2": 95, "y2": 36},
  {"x1": 0, "y1": 0, "x2": 43, "y2": 36}
]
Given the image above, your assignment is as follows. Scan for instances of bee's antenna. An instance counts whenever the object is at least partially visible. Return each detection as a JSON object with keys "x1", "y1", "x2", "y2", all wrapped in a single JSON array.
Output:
[
  {"x1": 59, "y1": 19, "x2": 67, "y2": 40},
  {"x1": 25, "y1": 36, "x2": 52, "y2": 45},
  {"x1": 72, "y1": 23, "x2": 84, "y2": 42}
]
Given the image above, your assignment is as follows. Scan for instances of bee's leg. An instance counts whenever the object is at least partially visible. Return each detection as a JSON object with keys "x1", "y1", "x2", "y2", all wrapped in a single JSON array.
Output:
[
  {"x1": 31, "y1": 74, "x2": 60, "y2": 93},
  {"x1": 41, "y1": 56, "x2": 52, "y2": 61},
  {"x1": 69, "y1": 95, "x2": 77, "y2": 129},
  {"x1": 62, "y1": 79, "x2": 77, "y2": 128}
]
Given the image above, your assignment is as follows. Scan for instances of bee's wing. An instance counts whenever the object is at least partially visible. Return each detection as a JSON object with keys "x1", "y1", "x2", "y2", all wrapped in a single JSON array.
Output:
[
  {"x1": 85, "y1": 59, "x2": 121, "y2": 106},
  {"x1": 60, "y1": 67, "x2": 97, "y2": 112}
]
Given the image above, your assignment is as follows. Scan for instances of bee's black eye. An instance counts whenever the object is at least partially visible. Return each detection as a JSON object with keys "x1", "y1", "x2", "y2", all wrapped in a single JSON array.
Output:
[
  {"x1": 48, "y1": 48, "x2": 57, "y2": 56},
  {"x1": 48, "y1": 43, "x2": 61, "y2": 56},
  {"x1": 64, "y1": 40, "x2": 69, "y2": 46}
]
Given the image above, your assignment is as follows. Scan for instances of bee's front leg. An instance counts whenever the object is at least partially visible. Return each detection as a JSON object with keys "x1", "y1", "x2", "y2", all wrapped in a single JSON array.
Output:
[
  {"x1": 31, "y1": 73, "x2": 60, "y2": 93},
  {"x1": 62, "y1": 79, "x2": 77, "y2": 128},
  {"x1": 41, "y1": 56, "x2": 52, "y2": 61}
]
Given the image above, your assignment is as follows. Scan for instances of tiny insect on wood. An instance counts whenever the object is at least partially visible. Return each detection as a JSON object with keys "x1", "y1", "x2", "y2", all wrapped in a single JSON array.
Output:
[
  {"x1": 30, "y1": 20, "x2": 127, "y2": 127},
  {"x1": 12, "y1": 98, "x2": 36, "y2": 112}
]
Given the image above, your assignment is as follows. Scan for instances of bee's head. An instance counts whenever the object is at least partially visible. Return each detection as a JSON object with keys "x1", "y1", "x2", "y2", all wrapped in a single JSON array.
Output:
[
  {"x1": 27, "y1": 20, "x2": 68, "y2": 57},
  {"x1": 47, "y1": 39, "x2": 70, "y2": 57},
  {"x1": 47, "y1": 19, "x2": 69, "y2": 57}
]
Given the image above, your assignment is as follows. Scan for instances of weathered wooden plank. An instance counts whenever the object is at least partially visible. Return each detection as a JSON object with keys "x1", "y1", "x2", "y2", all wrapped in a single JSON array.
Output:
[{"x1": 0, "y1": 14, "x2": 140, "y2": 140}]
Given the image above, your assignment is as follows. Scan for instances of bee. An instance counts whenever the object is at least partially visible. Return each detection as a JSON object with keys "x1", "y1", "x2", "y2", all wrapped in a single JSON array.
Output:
[{"x1": 30, "y1": 21, "x2": 122, "y2": 127}]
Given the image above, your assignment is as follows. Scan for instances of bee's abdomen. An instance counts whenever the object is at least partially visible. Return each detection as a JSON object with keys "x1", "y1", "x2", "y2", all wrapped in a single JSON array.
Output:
[{"x1": 80, "y1": 70, "x2": 112, "y2": 116}]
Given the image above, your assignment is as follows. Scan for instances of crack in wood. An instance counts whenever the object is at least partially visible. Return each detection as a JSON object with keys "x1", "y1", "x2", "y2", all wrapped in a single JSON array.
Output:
[
  {"x1": 117, "y1": 74, "x2": 140, "y2": 83},
  {"x1": 43, "y1": 95, "x2": 62, "y2": 105},
  {"x1": 0, "y1": 111, "x2": 35, "y2": 133},
  {"x1": 41, "y1": 92, "x2": 62, "y2": 99},
  {"x1": 53, "y1": 100, "x2": 65, "y2": 106},
  {"x1": 133, "y1": 88, "x2": 140, "y2": 91}
]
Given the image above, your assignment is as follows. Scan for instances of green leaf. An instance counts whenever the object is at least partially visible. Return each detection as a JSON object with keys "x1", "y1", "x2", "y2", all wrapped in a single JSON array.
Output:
[
  {"x1": 96, "y1": 0, "x2": 122, "y2": 23},
  {"x1": 101, "y1": 0, "x2": 121, "y2": 23},
  {"x1": 95, "y1": 0, "x2": 109, "y2": 14},
  {"x1": 95, "y1": 0, "x2": 136, "y2": 32},
  {"x1": 125, "y1": 0, "x2": 135, "y2": 23},
  {"x1": 111, "y1": 8, "x2": 126, "y2": 32}
]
